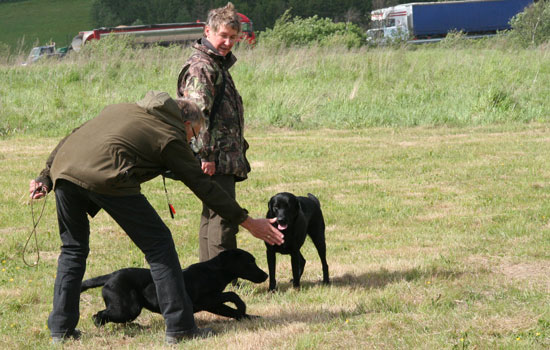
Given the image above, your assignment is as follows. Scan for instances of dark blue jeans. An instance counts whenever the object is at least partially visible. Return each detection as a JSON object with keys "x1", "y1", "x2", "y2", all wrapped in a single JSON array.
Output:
[{"x1": 48, "y1": 180, "x2": 196, "y2": 337}]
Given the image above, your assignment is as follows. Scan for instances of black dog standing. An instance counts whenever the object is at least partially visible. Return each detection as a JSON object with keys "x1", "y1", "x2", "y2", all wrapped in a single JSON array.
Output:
[{"x1": 265, "y1": 192, "x2": 330, "y2": 291}]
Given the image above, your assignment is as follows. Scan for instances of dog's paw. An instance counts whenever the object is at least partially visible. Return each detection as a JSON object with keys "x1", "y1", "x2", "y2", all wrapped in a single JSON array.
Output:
[
  {"x1": 243, "y1": 314, "x2": 261, "y2": 320},
  {"x1": 290, "y1": 279, "x2": 301, "y2": 289},
  {"x1": 92, "y1": 313, "x2": 106, "y2": 327}
]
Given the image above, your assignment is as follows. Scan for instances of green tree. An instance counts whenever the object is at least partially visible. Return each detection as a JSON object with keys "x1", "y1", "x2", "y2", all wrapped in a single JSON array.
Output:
[
  {"x1": 509, "y1": 0, "x2": 550, "y2": 47},
  {"x1": 91, "y1": 0, "x2": 195, "y2": 27},
  {"x1": 90, "y1": 0, "x2": 377, "y2": 32},
  {"x1": 259, "y1": 9, "x2": 366, "y2": 48}
]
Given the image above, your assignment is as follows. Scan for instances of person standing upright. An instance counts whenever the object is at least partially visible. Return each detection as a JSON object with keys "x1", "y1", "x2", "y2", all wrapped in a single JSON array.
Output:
[{"x1": 177, "y1": 2, "x2": 250, "y2": 262}]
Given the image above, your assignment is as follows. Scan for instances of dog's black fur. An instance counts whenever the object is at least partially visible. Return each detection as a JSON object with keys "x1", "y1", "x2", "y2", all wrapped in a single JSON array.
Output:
[
  {"x1": 265, "y1": 192, "x2": 329, "y2": 291},
  {"x1": 80, "y1": 248, "x2": 268, "y2": 326}
]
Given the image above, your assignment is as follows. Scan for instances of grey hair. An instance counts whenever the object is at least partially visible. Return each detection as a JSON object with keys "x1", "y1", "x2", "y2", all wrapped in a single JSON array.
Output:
[
  {"x1": 175, "y1": 98, "x2": 205, "y2": 127},
  {"x1": 206, "y1": 2, "x2": 241, "y2": 33}
]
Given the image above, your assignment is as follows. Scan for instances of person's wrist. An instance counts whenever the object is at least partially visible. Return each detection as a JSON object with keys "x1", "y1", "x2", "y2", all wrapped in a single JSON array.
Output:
[{"x1": 240, "y1": 215, "x2": 253, "y2": 230}]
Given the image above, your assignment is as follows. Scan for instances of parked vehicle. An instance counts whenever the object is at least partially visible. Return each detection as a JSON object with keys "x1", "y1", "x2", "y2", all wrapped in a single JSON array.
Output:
[
  {"x1": 71, "y1": 13, "x2": 255, "y2": 51},
  {"x1": 23, "y1": 13, "x2": 255, "y2": 64},
  {"x1": 367, "y1": 0, "x2": 534, "y2": 44},
  {"x1": 237, "y1": 13, "x2": 256, "y2": 45},
  {"x1": 22, "y1": 43, "x2": 70, "y2": 65}
]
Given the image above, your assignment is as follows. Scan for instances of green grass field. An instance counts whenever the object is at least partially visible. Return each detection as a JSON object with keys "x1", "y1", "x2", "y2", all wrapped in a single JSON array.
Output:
[
  {"x1": 2, "y1": 126, "x2": 550, "y2": 349},
  {"x1": 0, "y1": 43, "x2": 550, "y2": 349},
  {"x1": 0, "y1": 0, "x2": 93, "y2": 53}
]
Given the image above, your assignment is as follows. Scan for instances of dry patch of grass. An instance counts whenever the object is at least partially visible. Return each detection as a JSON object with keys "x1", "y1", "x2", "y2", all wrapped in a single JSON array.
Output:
[
  {"x1": 468, "y1": 255, "x2": 550, "y2": 288},
  {"x1": 498, "y1": 260, "x2": 550, "y2": 289}
]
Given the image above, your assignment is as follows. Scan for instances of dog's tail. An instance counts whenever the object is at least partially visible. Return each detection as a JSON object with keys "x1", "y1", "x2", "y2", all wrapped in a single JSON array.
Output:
[
  {"x1": 307, "y1": 193, "x2": 321, "y2": 208},
  {"x1": 80, "y1": 274, "x2": 111, "y2": 293}
]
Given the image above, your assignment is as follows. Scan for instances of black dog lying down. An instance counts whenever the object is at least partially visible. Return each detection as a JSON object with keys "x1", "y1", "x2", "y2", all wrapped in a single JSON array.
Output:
[
  {"x1": 266, "y1": 192, "x2": 329, "y2": 291},
  {"x1": 80, "y1": 249, "x2": 268, "y2": 326}
]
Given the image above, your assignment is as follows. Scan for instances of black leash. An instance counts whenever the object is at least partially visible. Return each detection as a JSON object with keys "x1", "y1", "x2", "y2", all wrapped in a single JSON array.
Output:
[{"x1": 22, "y1": 189, "x2": 48, "y2": 267}]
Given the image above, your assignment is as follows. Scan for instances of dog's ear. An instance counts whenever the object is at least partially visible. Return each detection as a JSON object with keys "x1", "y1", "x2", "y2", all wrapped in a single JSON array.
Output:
[
  {"x1": 266, "y1": 196, "x2": 275, "y2": 218},
  {"x1": 288, "y1": 195, "x2": 303, "y2": 221},
  {"x1": 295, "y1": 198, "x2": 303, "y2": 219}
]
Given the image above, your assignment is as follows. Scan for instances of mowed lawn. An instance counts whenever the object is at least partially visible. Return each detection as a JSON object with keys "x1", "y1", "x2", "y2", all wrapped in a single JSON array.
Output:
[{"x1": 1, "y1": 125, "x2": 549, "y2": 349}]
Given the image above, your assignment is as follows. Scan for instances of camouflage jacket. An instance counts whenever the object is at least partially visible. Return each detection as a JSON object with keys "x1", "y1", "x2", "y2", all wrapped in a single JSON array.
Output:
[{"x1": 177, "y1": 39, "x2": 250, "y2": 181}]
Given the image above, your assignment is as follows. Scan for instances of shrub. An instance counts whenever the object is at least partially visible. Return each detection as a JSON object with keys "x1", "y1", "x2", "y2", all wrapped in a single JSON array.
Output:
[
  {"x1": 258, "y1": 10, "x2": 366, "y2": 49},
  {"x1": 77, "y1": 34, "x2": 137, "y2": 62},
  {"x1": 509, "y1": 0, "x2": 550, "y2": 47},
  {"x1": 0, "y1": 41, "x2": 11, "y2": 64},
  {"x1": 438, "y1": 30, "x2": 468, "y2": 48}
]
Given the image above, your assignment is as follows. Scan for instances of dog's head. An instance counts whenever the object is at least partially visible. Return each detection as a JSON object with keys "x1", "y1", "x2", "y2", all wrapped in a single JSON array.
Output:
[
  {"x1": 219, "y1": 249, "x2": 268, "y2": 283},
  {"x1": 266, "y1": 192, "x2": 300, "y2": 231}
]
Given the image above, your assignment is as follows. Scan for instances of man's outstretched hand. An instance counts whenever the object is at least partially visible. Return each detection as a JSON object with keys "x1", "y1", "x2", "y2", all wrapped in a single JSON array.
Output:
[{"x1": 241, "y1": 217, "x2": 284, "y2": 246}]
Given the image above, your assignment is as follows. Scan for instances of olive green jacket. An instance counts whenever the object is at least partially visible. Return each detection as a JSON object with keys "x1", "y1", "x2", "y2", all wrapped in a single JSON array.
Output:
[{"x1": 36, "y1": 91, "x2": 248, "y2": 224}]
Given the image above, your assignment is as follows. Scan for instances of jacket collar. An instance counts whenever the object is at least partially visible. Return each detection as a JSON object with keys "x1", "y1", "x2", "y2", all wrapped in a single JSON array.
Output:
[{"x1": 194, "y1": 38, "x2": 237, "y2": 70}]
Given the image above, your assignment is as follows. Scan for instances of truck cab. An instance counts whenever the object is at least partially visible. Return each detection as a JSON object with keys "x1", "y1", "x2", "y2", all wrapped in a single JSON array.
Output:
[
  {"x1": 237, "y1": 13, "x2": 256, "y2": 45},
  {"x1": 367, "y1": 5, "x2": 411, "y2": 43}
]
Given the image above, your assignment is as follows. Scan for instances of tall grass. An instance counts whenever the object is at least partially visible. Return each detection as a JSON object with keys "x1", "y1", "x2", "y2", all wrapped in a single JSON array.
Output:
[{"x1": 1, "y1": 40, "x2": 549, "y2": 138}]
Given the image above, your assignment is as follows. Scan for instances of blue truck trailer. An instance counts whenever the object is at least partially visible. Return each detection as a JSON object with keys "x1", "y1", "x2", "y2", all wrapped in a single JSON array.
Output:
[{"x1": 368, "y1": 0, "x2": 534, "y2": 43}]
